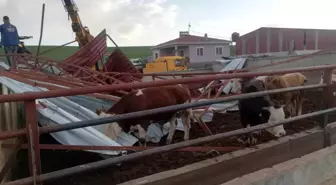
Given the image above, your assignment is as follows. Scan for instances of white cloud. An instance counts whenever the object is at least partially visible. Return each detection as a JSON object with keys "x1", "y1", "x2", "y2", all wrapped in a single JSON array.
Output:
[{"x1": 0, "y1": 0, "x2": 179, "y2": 46}]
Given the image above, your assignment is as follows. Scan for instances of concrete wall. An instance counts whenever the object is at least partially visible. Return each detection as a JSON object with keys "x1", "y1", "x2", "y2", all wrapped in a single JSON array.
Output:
[
  {"x1": 119, "y1": 120, "x2": 336, "y2": 185},
  {"x1": 222, "y1": 123, "x2": 336, "y2": 185},
  {"x1": 220, "y1": 122, "x2": 336, "y2": 185},
  {"x1": 245, "y1": 51, "x2": 336, "y2": 71},
  {"x1": 189, "y1": 44, "x2": 230, "y2": 63},
  {"x1": 244, "y1": 51, "x2": 336, "y2": 84},
  {"x1": 222, "y1": 144, "x2": 336, "y2": 185}
]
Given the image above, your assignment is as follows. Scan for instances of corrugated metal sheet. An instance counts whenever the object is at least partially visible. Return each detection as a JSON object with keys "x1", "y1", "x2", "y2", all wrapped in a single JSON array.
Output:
[
  {"x1": 104, "y1": 48, "x2": 142, "y2": 82},
  {"x1": 0, "y1": 74, "x2": 137, "y2": 156},
  {"x1": 61, "y1": 30, "x2": 107, "y2": 74}
]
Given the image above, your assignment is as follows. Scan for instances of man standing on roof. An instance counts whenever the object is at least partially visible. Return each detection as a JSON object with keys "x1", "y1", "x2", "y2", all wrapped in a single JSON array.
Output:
[{"x1": 0, "y1": 16, "x2": 19, "y2": 66}]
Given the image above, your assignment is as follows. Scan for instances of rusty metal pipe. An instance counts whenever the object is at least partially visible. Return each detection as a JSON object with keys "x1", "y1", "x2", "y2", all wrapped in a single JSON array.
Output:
[
  {"x1": 39, "y1": 40, "x2": 76, "y2": 56},
  {"x1": 2, "y1": 71, "x2": 120, "y2": 101},
  {"x1": 4, "y1": 106, "x2": 336, "y2": 185},
  {"x1": 0, "y1": 65, "x2": 334, "y2": 103},
  {"x1": 36, "y1": 3, "x2": 45, "y2": 57},
  {"x1": 1, "y1": 143, "x2": 242, "y2": 152},
  {"x1": 0, "y1": 83, "x2": 326, "y2": 141},
  {"x1": 39, "y1": 84, "x2": 326, "y2": 135},
  {"x1": 0, "y1": 129, "x2": 27, "y2": 140}
]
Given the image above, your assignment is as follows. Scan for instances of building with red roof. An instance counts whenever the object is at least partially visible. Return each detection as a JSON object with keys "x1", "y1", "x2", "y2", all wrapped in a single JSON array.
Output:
[{"x1": 151, "y1": 31, "x2": 231, "y2": 63}]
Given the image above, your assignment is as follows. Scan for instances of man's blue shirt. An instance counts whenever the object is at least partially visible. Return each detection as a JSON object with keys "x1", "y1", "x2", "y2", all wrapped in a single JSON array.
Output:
[{"x1": 0, "y1": 23, "x2": 19, "y2": 46}]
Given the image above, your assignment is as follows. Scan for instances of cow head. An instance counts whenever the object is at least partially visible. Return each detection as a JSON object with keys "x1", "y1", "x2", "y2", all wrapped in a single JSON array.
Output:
[
  {"x1": 241, "y1": 79, "x2": 265, "y2": 93},
  {"x1": 229, "y1": 78, "x2": 243, "y2": 94},
  {"x1": 262, "y1": 105, "x2": 286, "y2": 138}
]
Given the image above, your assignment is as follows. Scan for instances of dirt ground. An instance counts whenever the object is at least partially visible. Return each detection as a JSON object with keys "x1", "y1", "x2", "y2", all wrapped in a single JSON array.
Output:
[{"x1": 11, "y1": 89, "x2": 331, "y2": 185}]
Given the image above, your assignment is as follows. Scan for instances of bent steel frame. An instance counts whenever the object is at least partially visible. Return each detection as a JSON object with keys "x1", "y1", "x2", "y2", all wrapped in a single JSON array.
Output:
[{"x1": 0, "y1": 64, "x2": 335, "y2": 185}]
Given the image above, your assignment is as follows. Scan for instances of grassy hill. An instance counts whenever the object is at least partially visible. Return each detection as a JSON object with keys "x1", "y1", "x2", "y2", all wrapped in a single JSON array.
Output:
[
  {"x1": 0, "y1": 45, "x2": 235, "y2": 61},
  {"x1": 13, "y1": 46, "x2": 152, "y2": 61}
]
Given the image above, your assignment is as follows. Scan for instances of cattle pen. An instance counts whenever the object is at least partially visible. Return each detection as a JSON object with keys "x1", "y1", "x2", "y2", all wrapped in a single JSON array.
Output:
[{"x1": 1, "y1": 60, "x2": 336, "y2": 185}]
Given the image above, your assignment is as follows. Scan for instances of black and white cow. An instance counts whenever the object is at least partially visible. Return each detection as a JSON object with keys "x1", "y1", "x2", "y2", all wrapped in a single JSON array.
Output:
[{"x1": 238, "y1": 78, "x2": 286, "y2": 145}]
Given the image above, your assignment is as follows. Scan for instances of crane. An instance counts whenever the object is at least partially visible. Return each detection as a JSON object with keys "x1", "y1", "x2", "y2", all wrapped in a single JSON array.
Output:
[{"x1": 61, "y1": 0, "x2": 94, "y2": 48}]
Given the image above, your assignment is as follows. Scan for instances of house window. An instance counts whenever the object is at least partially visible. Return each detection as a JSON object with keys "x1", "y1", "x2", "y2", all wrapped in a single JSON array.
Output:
[
  {"x1": 216, "y1": 47, "x2": 223, "y2": 55},
  {"x1": 179, "y1": 50, "x2": 184, "y2": 57},
  {"x1": 196, "y1": 47, "x2": 204, "y2": 56},
  {"x1": 154, "y1": 52, "x2": 159, "y2": 59}
]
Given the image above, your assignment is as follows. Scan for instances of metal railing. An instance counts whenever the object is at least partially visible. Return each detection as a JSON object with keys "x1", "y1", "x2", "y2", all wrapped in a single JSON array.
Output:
[{"x1": 0, "y1": 64, "x2": 335, "y2": 185}]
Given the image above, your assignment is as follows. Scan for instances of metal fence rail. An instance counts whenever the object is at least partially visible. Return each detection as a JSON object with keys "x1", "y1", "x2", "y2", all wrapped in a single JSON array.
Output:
[
  {"x1": 0, "y1": 64, "x2": 335, "y2": 185},
  {"x1": 0, "y1": 64, "x2": 334, "y2": 103},
  {"x1": 0, "y1": 83, "x2": 327, "y2": 141},
  {"x1": 4, "y1": 107, "x2": 336, "y2": 185}
]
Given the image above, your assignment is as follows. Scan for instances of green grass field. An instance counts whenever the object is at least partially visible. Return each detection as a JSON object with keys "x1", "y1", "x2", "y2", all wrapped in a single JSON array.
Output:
[
  {"x1": 0, "y1": 45, "x2": 235, "y2": 61},
  {"x1": 8, "y1": 46, "x2": 152, "y2": 61}
]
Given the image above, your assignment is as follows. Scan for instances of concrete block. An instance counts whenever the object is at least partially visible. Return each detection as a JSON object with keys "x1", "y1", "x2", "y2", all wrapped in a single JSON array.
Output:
[
  {"x1": 219, "y1": 177, "x2": 250, "y2": 185},
  {"x1": 327, "y1": 123, "x2": 336, "y2": 145},
  {"x1": 221, "y1": 144, "x2": 336, "y2": 185},
  {"x1": 302, "y1": 146, "x2": 331, "y2": 162},
  {"x1": 241, "y1": 168, "x2": 277, "y2": 183},
  {"x1": 272, "y1": 157, "x2": 305, "y2": 174},
  {"x1": 119, "y1": 128, "x2": 324, "y2": 185}
]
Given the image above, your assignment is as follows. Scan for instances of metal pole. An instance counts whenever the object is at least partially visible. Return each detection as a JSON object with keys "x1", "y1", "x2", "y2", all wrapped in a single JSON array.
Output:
[
  {"x1": 39, "y1": 40, "x2": 76, "y2": 56},
  {"x1": 322, "y1": 68, "x2": 333, "y2": 147},
  {"x1": 25, "y1": 100, "x2": 41, "y2": 185},
  {"x1": 0, "y1": 65, "x2": 335, "y2": 103},
  {"x1": 4, "y1": 106, "x2": 336, "y2": 185},
  {"x1": 36, "y1": 4, "x2": 45, "y2": 57},
  {"x1": 37, "y1": 84, "x2": 327, "y2": 135},
  {"x1": 0, "y1": 84, "x2": 327, "y2": 141},
  {"x1": 106, "y1": 34, "x2": 118, "y2": 48},
  {"x1": 1, "y1": 143, "x2": 242, "y2": 152}
]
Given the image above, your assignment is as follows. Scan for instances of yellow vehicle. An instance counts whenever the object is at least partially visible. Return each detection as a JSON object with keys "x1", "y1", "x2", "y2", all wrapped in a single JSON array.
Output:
[
  {"x1": 62, "y1": 0, "x2": 93, "y2": 48},
  {"x1": 62, "y1": 0, "x2": 100, "y2": 71},
  {"x1": 143, "y1": 56, "x2": 189, "y2": 73}
]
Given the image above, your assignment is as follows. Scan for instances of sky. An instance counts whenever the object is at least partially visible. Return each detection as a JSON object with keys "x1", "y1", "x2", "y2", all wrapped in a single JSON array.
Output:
[{"x1": 0, "y1": 0, "x2": 335, "y2": 46}]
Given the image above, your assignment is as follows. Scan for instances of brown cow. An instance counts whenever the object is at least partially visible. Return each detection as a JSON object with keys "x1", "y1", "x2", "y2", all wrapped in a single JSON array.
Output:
[
  {"x1": 257, "y1": 73, "x2": 307, "y2": 117},
  {"x1": 96, "y1": 84, "x2": 196, "y2": 145}
]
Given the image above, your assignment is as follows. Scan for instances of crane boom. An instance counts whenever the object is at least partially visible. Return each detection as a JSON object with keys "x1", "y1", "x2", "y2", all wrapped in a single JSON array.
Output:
[{"x1": 61, "y1": 0, "x2": 92, "y2": 48}]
